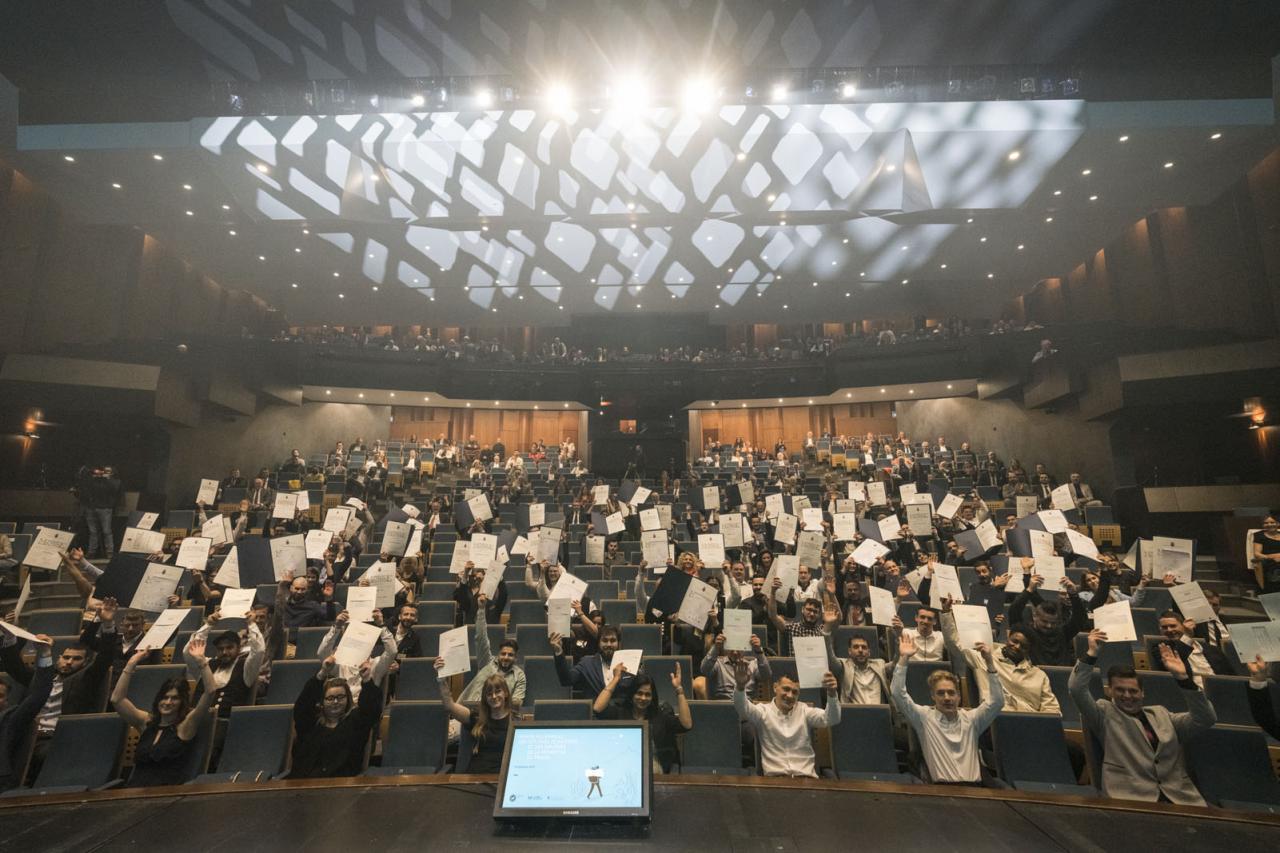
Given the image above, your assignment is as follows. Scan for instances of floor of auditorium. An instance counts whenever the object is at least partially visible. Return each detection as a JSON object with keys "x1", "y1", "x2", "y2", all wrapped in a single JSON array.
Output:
[{"x1": 4, "y1": 776, "x2": 1279, "y2": 852}]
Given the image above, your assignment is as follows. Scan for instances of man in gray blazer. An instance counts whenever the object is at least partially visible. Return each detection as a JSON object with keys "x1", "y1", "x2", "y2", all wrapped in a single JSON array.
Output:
[{"x1": 1070, "y1": 627, "x2": 1216, "y2": 805}]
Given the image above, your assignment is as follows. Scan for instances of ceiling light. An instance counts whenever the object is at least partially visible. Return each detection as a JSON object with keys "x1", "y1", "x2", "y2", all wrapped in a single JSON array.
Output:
[
  {"x1": 901, "y1": 279, "x2": 909, "y2": 284},
  {"x1": 564, "y1": 402, "x2": 570, "y2": 408},
  {"x1": 770, "y1": 84, "x2": 788, "y2": 101},
  {"x1": 1053, "y1": 190, "x2": 1062, "y2": 196},
  {"x1": 880, "y1": 388, "x2": 886, "y2": 393},
  {"x1": 338, "y1": 293, "x2": 345, "y2": 298},
  {"x1": 63, "y1": 155, "x2": 75, "y2": 162},
  {"x1": 466, "y1": 402, "x2": 472, "y2": 408},
  {"x1": 846, "y1": 392, "x2": 852, "y2": 398},
  {"x1": 1209, "y1": 132, "x2": 1222, "y2": 140},
  {"x1": 152, "y1": 154, "x2": 164, "y2": 161},
  {"x1": 842, "y1": 238, "x2": 849, "y2": 244},
  {"x1": 807, "y1": 400, "x2": 813, "y2": 405},
  {"x1": 841, "y1": 82, "x2": 856, "y2": 98},
  {"x1": 1089, "y1": 194, "x2": 1098, "y2": 201},
  {"x1": 987, "y1": 273, "x2": 994, "y2": 279},
  {"x1": 682, "y1": 77, "x2": 717, "y2": 113},
  {"x1": 325, "y1": 389, "x2": 331, "y2": 395},
  {"x1": 908, "y1": 389, "x2": 914, "y2": 395},
  {"x1": 939, "y1": 263, "x2": 947, "y2": 269},
  {"x1": 185, "y1": 210, "x2": 193, "y2": 216},
  {"x1": 476, "y1": 89, "x2": 494, "y2": 108},
  {"x1": 295, "y1": 247, "x2": 301, "y2": 253},
  {"x1": 1118, "y1": 135, "x2": 1129, "y2": 142},
  {"x1": 258, "y1": 255, "x2": 265, "y2": 261},
  {"x1": 741, "y1": 403, "x2": 747, "y2": 408},
  {"x1": 766, "y1": 194, "x2": 776, "y2": 202},
  {"x1": 389, "y1": 393, "x2": 395, "y2": 398},
  {"x1": 111, "y1": 182, "x2": 122, "y2": 189},
  {"x1": 979, "y1": 236, "x2": 988, "y2": 242},
  {"x1": 411, "y1": 94, "x2": 425, "y2": 107},
  {"x1": 303, "y1": 228, "x2": 310, "y2": 235},
  {"x1": 494, "y1": 401, "x2": 500, "y2": 406},
  {"x1": 357, "y1": 393, "x2": 364, "y2": 398},
  {"x1": 547, "y1": 83, "x2": 573, "y2": 114},
  {"x1": 859, "y1": 271, "x2": 866, "y2": 277},
  {"x1": 885, "y1": 164, "x2": 896, "y2": 172},
  {"x1": 221, "y1": 204, "x2": 230, "y2": 210},
  {"x1": 845, "y1": 292, "x2": 851, "y2": 297},
  {"x1": 333, "y1": 271, "x2": 340, "y2": 277},
  {"x1": 182, "y1": 183, "x2": 192, "y2": 190},
  {"x1": 947, "y1": 384, "x2": 953, "y2": 390},
  {"x1": 256, "y1": 163, "x2": 269, "y2": 173},
  {"x1": 1044, "y1": 216, "x2": 1054, "y2": 223},
  {"x1": 371, "y1": 286, "x2": 378, "y2": 292},
  {"x1": 1164, "y1": 161, "x2": 1174, "y2": 169},
  {"x1": 291, "y1": 283, "x2": 298, "y2": 288},
  {"x1": 228, "y1": 229, "x2": 236, "y2": 236},
  {"x1": 533, "y1": 404, "x2": 539, "y2": 409},
  {"x1": 966, "y1": 217, "x2": 974, "y2": 224},
  {"x1": 1007, "y1": 150, "x2": 1021, "y2": 161},
  {"x1": 1017, "y1": 243, "x2": 1025, "y2": 250},
  {"x1": 736, "y1": 152, "x2": 746, "y2": 161},
  {"x1": 424, "y1": 396, "x2": 430, "y2": 401},
  {"x1": 1081, "y1": 168, "x2": 1092, "y2": 176},
  {"x1": 900, "y1": 245, "x2": 908, "y2": 251}
]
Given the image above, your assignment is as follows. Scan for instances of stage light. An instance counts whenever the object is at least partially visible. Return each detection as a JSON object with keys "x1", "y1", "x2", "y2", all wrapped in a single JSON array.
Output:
[
  {"x1": 1007, "y1": 150, "x2": 1021, "y2": 161},
  {"x1": 980, "y1": 236, "x2": 988, "y2": 242},
  {"x1": 901, "y1": 279, "x2": 908, "y2": 284},
  {"x1": 258, "y1": 255, "x2": 266, "y2": 261},
  {"x1": 1053, "y1": 190, "x2": 1062, "y2": 196},
  {"x1": 256, "y1": 163, "x2": 269, "y2": 173},
  {"x1": 770, "y1": 83, "x2": 788, "y2": 101},
  {"x1": 1209, "y1": 132, "x2": 1222, "y2": 140},
  {"x1": 152, "y1": 153, "x2": 163, "y2": 161},
  {"x1": 947, "y1": 384, "x2": 953, "y2": 390},
  {"x1": 358, "y1": 393, "x2": 364, "y2": 398},
  {"x1": 1118, "y1": 135, "x2": 1129, "y2": 142},
  {"x1": 1164, "y1": 161, "x2": 1174, "y2": 169},
  {"x1": 841, "y1": 82, "x2": 856, "y2": 98},
  {"x1": 987, "y1": 273, "x2": 995, "y2": 279},
  {"x1": 1045, "y1": 216, "x2": 1053, "y2": 223},
  {"x1": 476, "y1": 89, "x2": 494, "y2": 108},
  {"x1": 185, "y1": 210, "x2": 193, "y2": 216},
  {"x1": 682, "y1": 77, "x2": 716, "y2": 113},
  {"x1": 1089, "y1": 195, "x2": 1098, "y2": 201},
  {"x1": 111, "y1": 182, "x2": 122, "y2": 189},
  {"x1": 228, "y1": 229, "x2": 235, "y2": 236},
  {"x1": 371, "y1": 286, "x2": 378, "y2": 292},
  {"x1": 291, "y1": 283, "x2": 298, "y2": 288},
  {"x1": 736, "y1": 152, "x2": 746, "y2": 161},
  {"x1": 939, "y1": 263, "x2": 947, "y2": 269},
  {"x1": 182, "y1": 183, "x2": 192, "y2": 190},
  {"x1": 611, "y1": 75, "x2": 649, "y2": 112},
  {"x1": 325, "y1": 389, "x2": 331, "y2": 395},
  {"x1": 1017, "y1": 243, "x2": 1025, "y2": 250},
  {"x1": 338, "y1": 293, "x2": 345, "y2": 298},
  {"x1": 1081, "y1": 168, "x2": 1091, "y2": 176},
  {"x1": 547, "y1": 83, "x2": 573, "y2": 115},
  {"x1": 411, "y1": 94, "x2": 425, "y2": 107}
]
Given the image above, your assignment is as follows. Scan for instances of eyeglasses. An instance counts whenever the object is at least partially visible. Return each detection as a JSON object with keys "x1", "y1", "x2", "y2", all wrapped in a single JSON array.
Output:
[{"x1": 323, "y1": 695, "x2": 347, "y2": 703}]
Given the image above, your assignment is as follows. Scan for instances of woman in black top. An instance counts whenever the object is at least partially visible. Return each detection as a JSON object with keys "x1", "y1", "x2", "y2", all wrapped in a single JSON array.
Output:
[
  {"x1": 291, "y1": 656, "x2": 383, "y2": 778},
  {"x1": 1253, "y1": 516, "x2": 1280, "y2": 592},
  {"x1": 592, "y1": 665, "x2": 692, "y2": 774},
  {"x1": 436, "y1": 664, "x2": 514, "y2": 774},
  {"x1": 112, "y1": 639, "x2": 218, "y2": 787}
]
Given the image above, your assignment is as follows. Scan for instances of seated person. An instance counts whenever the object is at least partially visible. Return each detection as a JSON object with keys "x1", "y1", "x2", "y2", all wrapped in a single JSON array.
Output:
[
  {"x1": 733, "y1": 662, "x2": 840, "y2": 778},
  {"x1": 453, "y1": 564, "x2": 508, "y2": 626},
  {"x1": 939, "y1": 603, "x2": 1057, "y2": 713},
  {"x1": 0, "y1": 633, "x2": 54, "y2": 791},
  {"x1": 290, "y1": 655, "x2": 383, "y2": 778},
  {"x1": 457, "y1": 596, "x2": 525, "y2": 709},
  {"x1": 112, "y1": 640, "x2": 218, "y2": 787},
  {"x1": 700, "y1": 632, "x2": 771, "y2": 700},
  {"x1": 436, "y1": 664, "x2": 514, "y2": 774},
  {"x1": 1069, "y1": 628, "x2": 1216, "y2": 805},
  {"x1": 891, "y1": 633, "x2": 1004, "y2": 785},
  {"x1": 551, "y1": 625, "x2": 630, "y2": 701},
  {"x1": 593, "y1": 665, "x2": 691, "y2": 774},
  {"x1": 829, "y1": 634, "x2": 893, "y2": 705},
  {"x1": 183, "y1": 610, "x2": 266, "y2": 715}
]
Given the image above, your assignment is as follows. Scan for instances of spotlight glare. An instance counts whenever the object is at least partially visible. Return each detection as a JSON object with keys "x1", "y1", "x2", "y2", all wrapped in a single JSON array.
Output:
[
  {"x1": 770, "y1": 83, "x2": 788, "y2": 101},
  {"x1": 840, "y1": 82, "x2": 856, "y2": 98},
  {"x1": 1164, "y1": 161, "x2": 1174, "y2": 169},
  {"x1": 546, "y1": 83, "x2": 573, "y2": 115},
  {"x1": 410, "y1": 94, "x2": 425, "y2": 107},
  {"x1": 255, "y1": 163, "x2": 269, "y2": 173},
  {"x1": 1209, "y1": 132, "x2": 1222, "y2": 140},
  {"x1": 1007, "y1": 150, "x2": 1021, "y2": 161},
  {"x1": 111, "y1": 182, "x2": 122, "y2": 189},
  {"x1": 152, "y1": 153, "x2": 164, "y2": 161},
  {"x1": 611, "y1": 75, "x2": 649, "y2": 112},
  {"x1": 475, "y1": 89, "x2": 494, "y2": 108},
  {"x1": 1118, "y1": 134, "x2": 1129, "y2": 142},
  {"x1": 63, "y1": 155, "x2": 75, "y2": 162},
  {"x1": 682, "y1": 77, "x2": 716, "y2": 114}
]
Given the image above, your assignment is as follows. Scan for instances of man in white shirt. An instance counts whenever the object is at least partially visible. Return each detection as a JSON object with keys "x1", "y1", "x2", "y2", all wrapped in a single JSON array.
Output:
[
  {"x1": 891, "y1": 633, "x2": 1004, "y2": 785},
  {"x1": 733, "y1": 661, "x2": 840, "y2": 778},
  {"x1": 892, "y1": 605, "x2": 945, "y2": 661},
  {"x1": 829, "y1": 634, "x2": 892, "y2": 704},
  {"x1": 939, "y1": 611, "x2": 1058, "y2": 713}
]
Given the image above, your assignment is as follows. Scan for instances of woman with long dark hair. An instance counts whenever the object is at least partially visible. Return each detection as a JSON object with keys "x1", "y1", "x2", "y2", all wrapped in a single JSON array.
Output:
[
  {"x1": 112, "y1": 637, "x2": 218, "y2": 787},
  {"x1": 436, "y1": 663, "x2": 514, "y2": 773},
  {"x1": 592, "y1": 663, "x2": 692, "y2": 773}
]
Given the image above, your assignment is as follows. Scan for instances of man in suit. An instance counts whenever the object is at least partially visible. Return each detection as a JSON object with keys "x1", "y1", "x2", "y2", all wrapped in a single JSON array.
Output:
[
  {"x1": 1067, "y1": 472, "x2": 1102, "y2": 508},
  {"x1": 0, "y1": 632, "x2": 54, "y2": 790},
  {"x1": 247, "y1": 478, "x2": 274, "y2": 511},
  {"x1": 1070, "y1": 628, "x2": 1216, "y2": 805},
  {"x1": 1150, "y1": 611, "x2": 1236, "y2": 684},
  {"x1": 549, "y1": 624, "x2": 632, "y2": 701}
]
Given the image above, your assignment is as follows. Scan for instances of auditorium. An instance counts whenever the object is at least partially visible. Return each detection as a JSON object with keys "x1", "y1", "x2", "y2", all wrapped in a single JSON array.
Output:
[{"x1": 3, "y1": 2, "x2": 1280, "y2": 849}]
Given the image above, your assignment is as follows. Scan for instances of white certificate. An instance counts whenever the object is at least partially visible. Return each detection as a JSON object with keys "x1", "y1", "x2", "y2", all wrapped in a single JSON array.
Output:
[
  {"x1": 1139, "y1": 539, "x2": 1156, "y2": 578},
  {"x1": 793, "y1": 636, "x2": 828, "y2": 689},
  {"x1": 345, "y1": 586, "x2": 379, "y2": 623},
  {"x1": 14, "y1": 576, "x2": 31, "y2": 622},
  {"x1": 23, "y1": 527, "x2": 75, "y2": 570},
  {"x1": 835, "y1": 499, "x2": 856, "y2": 514},
  {"x1": 768, "y1": 555, "x2": 799, "y2": 603},
  {"x1": 1260, "y1": 593, "x2": 1280, "y2": 622},
  {"x1": 866, "y1": 482, "x2": 888, "y2": 506},
  {"x1": 698, "y1": 534, "x2": 725, "y2": 567},
  {"x1": 791, "y1": 495, "x2": 812, "y2": 513},
  {"x1": 1051, "y1": 484, "x2": 1076, "y2": 512},
  {"x1": 547, "y1": 598, "x2": 572, "y2": 636},
  {"x1": 878, "y1": 515, "x2": 903, "y2": 542},
  {"x1": 796, "y1": 531, "x2": 824, "y2": 569},
  {"x1": 905, "y1": 503, "x2": 932, "y2": 533},
  {"x1": 773, "y1": 513, "x2": 798, "y2": 546},
  {"x1": 511, "y1": 535, "x2": 530, "y2": 557},
  {"x1": 480, "y1": 563, "x2": 504, "y2": 600},
  {"x1": 362, "y1": 561, "x2": 399, "y2": 608},
  {"x1": 656, "y1": 505, "x2": 672, "y2": 529},
  {"x1": 216, "y1": 546, "x2": 242, "y2": 588},
  {"x1": 1169, "y1": 581, "x2": 1217, "y2": 625},
  {"x1": 629, "y1": 486, "x2": 652, "y2": 506},
  {"x1": 868, "y1": 585, "x2": 897, "y2": 627},
  {"x1": 323, "y1": 506, "x2": 354, "y2": 533},
  {"x1": 592, "y1": 485, "x2": 610, "y2": 506},
  {"x1": 271, "y1": 492, "x2": 298, "y2": 519},
  {"x1": 219, "y1": 588, "x2": 257, "y2": 620},
  {"x1": 1016, "y1": 495, "x2": 1038, "y2": 518},
  {"x1": 900, "y1": 484, "x2": 918, "y2": 503},
  {"x1": 801, "y1": 508, "x2": 824, "y2": 531},
  {"x1": 676, "y1": 576, "x2": 718, "y2": 628},
  {"x1": 437, "y1": 626, "x2": 471, "y2": 677},
  {"x1": 294, "y1": 491, "x2": 310, "y2": 512},
  {"x1": 847, "y1": 481, "x2": 867, "y2": 502},
  {"x1": 548, "y1": 571, "x2": 588, "y2": 603},
  {"x1": 137, "y1": 512, "x2": 160, "y2": 531},
  {"x1": 611, "y1": 649, "x2": 643, "y2": 677},
  {"x1": 470, "y1": 533, "x2": 498, "y2": 564},
  {"x1": 603, "y1": 511, "x2": 625, "y2": 535},
  {"x1": 449, "y1": 540, "x2": 473, "y2": 575},
  {"x1": 975, "y1": 519, "x2": 1002, "y2": 552},
  {"x1": 1230, "y1": 620, "x2": 1280, "y2": 664},
  {"x1": 720, "y1": 513, "x2": 744, "y2": 548},
  {"x1": 852, "y1": 538, "x2": 890, "y2": 568},
  {"x1": 407, "y1": 524, "x2": 424, "y2": 559},
  {"x1": 723, "y1": 609, "x2": 752, "y2": 651},
  {"x1": 137, "y1": 608, "x2": 187, "y2": 652},
  {"x1": 937, "y1": 494, "x2": 963, "y2": 520},
  {"x1": 585, "y1": 534, "x2": 605, "y2": 564},
  {"x1": 702, "y1": 486, "x2": 720, "y2": 510},
  {"x1": 1153, "y1": 537, "x2": 1194, "y2": 583},
  {"x1": 269, "y1": 534, "x2": 307, "y2": 581},
  {"x1": 832, "y1": 513, "x2": 858, "y2": 542},
  {"x1": 467, "y1": 493, "x2": 493, "y2": 522},
  {"x1": 952, "y1": 604, "x2": 993, "y2": 649},
  {"x1": 1092, "y1": 601, "x2": 1137, "y2": 643},
  {"x1": 382, "y1": 520, "x2": 411, "y2": 556},
  {"x1": 529, "y1": 503, "x2": 546, "y2": 528},
  {"x1": 175, "y1": 537, "x2": 212, "y2": 571},
  {"x1": 120, "y1": 527, "x2": 165, "y2": 555},
  {"x1": 305, "y1": 529, "x2": 333, "y2": 561},
  {"x1": 1030, "y1": 530, "x2": 1055, "y2": 560},
  {"x1": 640, "y1": 508, "x2": 661, "y2": 531},
  {"x1": 765, "y1": 493, "x2": 785, "y2": 519},
  {"x1": 345, "y1": 497, "x2": 367, "y2": 511},
  {"x1": 130, "y1": 564, "x2": 183, "y2": 613},
  {"x1": 334, "y1": 621, "x2": 382, "y2": 668},
  {"x1": 641, "y1": 530, "x2": 669, "y2": 567},
  {"x1": 201, "y1": 513, "x2": 233, "y2": 547},
  {"x1": 196, "y1": 479, "x2": 219, "y2": 506},
  {"x1": 929, "y1": 564, "x2": 965, "y2": 608},
  {"x1": 537, "y1": 527, "x2": 562, "y2": 562},
  {"x1": 1035, "y1": 555, "x2": 1067, "y2": 591},
  {"x1": 1038, "y1": 510, "x2": 1069, "y2": 534},
  {"x1": 1065, "y1": 529, "x2": 1099, "y2": 561},
  {"x1": 399, "y1": 503, "x2": 420, "y2": 519},
  {"x1": 0, "y1": 620, "x2": 47, "y2": 645}
]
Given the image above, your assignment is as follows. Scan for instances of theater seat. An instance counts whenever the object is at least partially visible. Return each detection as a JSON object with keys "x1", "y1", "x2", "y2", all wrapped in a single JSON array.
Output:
[
  {"x1": 991, "y1": 712, "x2": 1095, "y2": 795},
  {"x1": 365, "y1": 701, "x2": 448, "y2": 776},
  {"x1": 679, "y1": 701, "x2": 750, "y2": 775},
  {"x1": 828, "y1": 704, "x2": 915, "y2": 783},
  {"x1": 904, "y1": 660, "x2": 954, "y2": 707},
  {"x1": 293, "y1": 627, "x2": 330, "y2": 660},
  {"x1": 264, "y1": 659, "x2": 321, "y2": 705},
  {"x1": 1186, "y1": 725, "x2": 1280, "y2": 813},
  {"x1": 641, "y1": 655, "x2": 693, "y2": 706},
  {"x1": 533, "y1": 700, "x2": 593, "y2": 721},
  {"x1": 515, "y1": 624, "x2": 550, "y2": 660},
  {"x1": 0, "y1": 713, "x2": 126, "y2": 796},
  {"x1": 601, "y1": 598, "x2": 636, "y2": 627},
  {"x1": 620, "y1": 624, "x2": 662, "y2": 656},
  {"x1": 21, "y1": 609, "x2": 83, "y2": 637},
  {"x1": 522, "y1": 656, "x2": 571, "y2": 703},
  {"x1": 195, "y1": 705, "x2": 293, "y2": 783},
  {"x1": 416, "y1": 602, "x2": 457, "y2": 625},
  {"x1": 393, "y1": 659, "x2": 443, "y2": 701},
  {"x1": 507, "y1": 600, "x2": 546, "y2": 627}
]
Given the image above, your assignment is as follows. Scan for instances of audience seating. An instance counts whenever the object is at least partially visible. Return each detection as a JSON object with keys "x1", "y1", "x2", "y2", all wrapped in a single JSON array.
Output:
[
  {"x1": 0, "y1": 714, "x2": 127, "y2": 797},
  {"x1": 393, "y1": 659, "x2": 444, "y2": 701},
  {"x1": 124, "y1": 664, "x2": 188, "y2": 710},
  {"x1": 620, "y1": 624, "x2": 662, "y2": 656},
  {"x1": 642, "y1": 655, "x2": 694, "y2": 705},
  {"x1": 522, "y1": 657, "x2": 571, "y2": 703},
  {"x1": 1186, "y1": 725, "x2": 1280, "y2": 813},
  {"x1": 991, "y1": 712, "x2": 1095, "y2": 795},
  {"x1": 679, "y1": 701, "x2": 751, "y2": 775},
  {"x1": 21, "y1": 609, "x2": 83, "y2": 637},
  {"x1": 507, "y1": 600, "x2": 546, "y2": 627},
  {"x1": 194, "y1": 705, "x2": 293, "y2": 783},
  {"x1": 294, "y1": 627, "x2": 330, "y2": 660},
  {"x1": 827, "y1": 704, "x2": 916, "y2": 783},
  {"x1": 265, "y1": 660, "x2": 321, "y2": 705},
  {"x1": 533, "y1": 700, "x2": 593, "y2": 721},
  {"x1": 365, "y1": 701, "x2": 448, "y2": 776}
]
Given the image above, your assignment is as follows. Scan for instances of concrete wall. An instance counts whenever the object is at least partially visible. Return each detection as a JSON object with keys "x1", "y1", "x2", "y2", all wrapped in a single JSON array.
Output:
[
  {"x1": 164, "y1": 402, "x2": 390, "y2": 501},
  {"x1": 895, "y1": 396, "x2": 1118, "y2": 499}
]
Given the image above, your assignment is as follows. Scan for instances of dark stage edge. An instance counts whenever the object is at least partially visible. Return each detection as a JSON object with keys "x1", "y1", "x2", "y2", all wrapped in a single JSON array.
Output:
[{"x1": 2, "y1": 776, "x2": 1278, "y2": 852}]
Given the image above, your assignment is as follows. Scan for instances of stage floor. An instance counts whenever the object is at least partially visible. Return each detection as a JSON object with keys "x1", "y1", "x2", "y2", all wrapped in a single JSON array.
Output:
[{"x1": 3, "y1": 777, "x2": 1279, "y2": 852}]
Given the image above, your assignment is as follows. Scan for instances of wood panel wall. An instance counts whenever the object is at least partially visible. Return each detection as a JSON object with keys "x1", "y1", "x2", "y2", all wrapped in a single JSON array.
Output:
[
  {"x1": 697, "y1": 403, "x2": 895, "y2": 450},
  {"x1": 389, "y1": 407, "x2": 580, "y2": 451}
]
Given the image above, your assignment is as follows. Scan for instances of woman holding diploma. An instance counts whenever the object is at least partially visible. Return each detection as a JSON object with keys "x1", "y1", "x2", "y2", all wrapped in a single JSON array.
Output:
[
  {"x1": 435, "y1": 663, "x2": 514, "y2": 773},
  {"x1": 594, "y1": 664, "x2": 692, "y2": 774}
]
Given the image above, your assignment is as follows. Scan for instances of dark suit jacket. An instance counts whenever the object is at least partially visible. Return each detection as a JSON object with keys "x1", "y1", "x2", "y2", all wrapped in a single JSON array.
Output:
[
  {"x1": 0, "y1": 661, "x2": 53, "y2": 788},
  {"x1": 1, "y1": 627, "x2": 112, "y2": 718}
]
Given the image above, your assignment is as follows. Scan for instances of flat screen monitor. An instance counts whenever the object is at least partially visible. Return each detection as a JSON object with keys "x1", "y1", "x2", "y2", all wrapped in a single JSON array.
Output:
[{"x1": 493, "y1": 720, "x2": 651, "y2": 822}]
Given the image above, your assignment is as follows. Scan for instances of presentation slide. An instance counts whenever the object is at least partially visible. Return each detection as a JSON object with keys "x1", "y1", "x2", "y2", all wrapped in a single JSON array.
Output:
[{"x1": 502, "y1": 727, "x2": 645, "y2": 810}]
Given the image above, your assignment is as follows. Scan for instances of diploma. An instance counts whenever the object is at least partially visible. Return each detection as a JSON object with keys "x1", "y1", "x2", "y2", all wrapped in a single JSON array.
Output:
[
  {"x1": 793, "y1": 636, "x2": 828, "y2": 689},
  {"x1": 641, "y1": 530, "x2": 668, "y2": 566},
  {"x1": 866, "y1": 482, "x2": 888, "y2": 506},
  {"x1": 723, "y1": 609, "x2": 752, "y2": 651},
  {"x1": 269, "y1": 534, "x2": 306, "y2": 581},
  {"x1": 470, "y1": 533, "x2": 498, "y2": 564},
  {"x1": 611, "y1": 649, "x2": 643, "y2": 677},
  {"x1": 130, "y1": 564, "x2": 183, "y2": 613},
  {"x1": 305, "y1": 529, "x2": 333, "y2": 561},
  {"x1": 928, "y1": 564, "x2": 965, "y2": 609},
  {"x1": 23, "y1": 527, "x2": 75, "y2": 571},
  {"x1": 1050, "y1": 484, "x2": 1076, "y2": 512},
  {"x1": 345, "y1": 586, "x2": 379, "y2": 623},
  {"x1": 603, "y1": 511, "x2": 625, "y2": 535},
  {"x1": 1169, "y1": 581, "x2": 1216, "y2": 624},
  {"x1": 547, "y1": 598, "x2": 572, "y2": 636},
  {"x1": 832, "y1": 513, "x2": 858, "y2": 541},
  {"x1": 868, "y1": 585, "x2": 896, "y2": 627},
  {"x1": 698, "y1": 534, "x2": 725, "y2": 567},
  {"x1": 334, "y1": 621, "x2": 382, "y2": 668},
  {"x1": 585, "y1": 535, "x2": 605, "y2": 564},
  {"x1": 137, "y1": 608, "x2": 187, "y2": 652},
  {"x1": 640, "y1": 508, "x2": 661, "y2": 531},
  {"x1": 271, "y1": 492, "x2": 298, "y2": 519},
  {"x1": 437, "y1": 626, "x2": 471, "y2": 677},
  {"x1": 936, "y1": 494, "x2": 963, "y2": 520},
  {"x1": 323, "y1": 506, "x2": 354, "y2": 533},
  {"x1": 1037, "y1": 509, "x2": 1069, "y2": 534},
  {"x1": 952, "y1": 604, "x2": 993, "y2": 649},
  {"x1": 773, "y1": 513, "x2": 798, "y2": 546},
  {"x1": 795, "y1": 531, "x2": 824, "y2": 569},
  {"x1": 175, "y1": 536, "x2": 212, "y2": 571},
  {"x1": 120, "y1": 527, "x2": 165, "y2": 555},
  {"x1": 801, "y1": 507, "x2": 824, "y2": 531},
  {"x1": 852, "y1": 538, "x2": 890, "y2": 568},
  {"x1": 196, "y1": 478, "x2": 219, "y2": 506},
  {"x1": 137, "y1": 512, "x2": 160, "y2": 531},
  {"x1": 1092, "y1": 601, "x2": 1137, "y2": 643},
  {"x1": 593, "y1": 485, "x2": 611, "y2": 506},
  {"x1": 448, "y1": 541, "x2": 473, "y2": 575},
  {"x1": 219, "y1": 588, "x2": 257, "y2": 620},
  {"x1": 547, "y1": 571, "x2": 588, "y2": 603},
  {"x1": 676, "y1": 575, "x2": 718, "y2": 628},
  {"x1": 720, "y1": 513, "x2": 744, "y2": 548}
]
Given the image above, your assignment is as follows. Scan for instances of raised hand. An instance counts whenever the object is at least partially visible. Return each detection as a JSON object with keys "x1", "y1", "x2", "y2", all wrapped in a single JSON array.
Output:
[
  {"x1": 98, "y1": 597, "x2": 119, "y2": 623},
  {"x1": 1159, "y1": 642, "x2": 1189, "y2": 680},
  {"x1": 335, "y1": 610, "x2": 350, "y2": 626},
  {"x1": 1246, "y1": 654, "x2": 1268, "y2": 682},
  {"x1": 669, "y1": 661, "x2": 683, "y2": 690},
  {"x1": 548, "y1": 632, "x2": 564, "y2": 654},
  {"x1": 821, "y1": 671, "x2": 839, "y2": 695},
  {"x1": 974, "y1": 642, "x2": 995, "y2": 666},
  {"x1": 898, "y1": 632, "x2": 917, "y2": 659},
  {"x1": 822, "y1": 603, "x2": 841, "y2": 629},
  {"x1": 732, "y1": 657, "x2": 751, "y2": 690},
  {"x1": 1086, "y1": 627, "x2": 1107, "y2": 656},
  {"x1": 749, "y1": 633, "x2": 762, "y2": 654},
  {"x1": 890, "y1": 614, "x2": 904, "y2": 635},
  {"x1": 186, "y1": 636, "x2": 207, "y2": 661}
]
